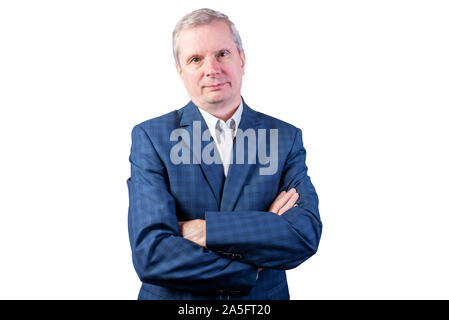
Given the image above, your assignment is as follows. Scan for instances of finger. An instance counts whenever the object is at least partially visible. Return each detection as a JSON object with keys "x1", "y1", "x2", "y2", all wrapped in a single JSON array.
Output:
[
  {"x1": 270, "y1": 189, "x2": 295, "y2": 213},
  {"x1": 281, "y1": 192, "x2": 299, "y2": 213},
  {"x1": 276, "y1": 188, "x2": 295, "y2": 207},
  {"x1": 271, "y1": 188, "x2": 296, "y2": 213},
  {"x1": 278, "y1": 192, "x2": 299, "y2": 215},
  {"x1": 273, "y1": 190, "x2": 286, "y2": 202},
  {"x1": 268, "y1": 191, "x2": 286, "y2": 213}
]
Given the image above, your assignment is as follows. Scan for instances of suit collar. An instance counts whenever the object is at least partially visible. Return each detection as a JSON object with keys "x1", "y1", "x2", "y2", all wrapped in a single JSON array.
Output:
[{"x1": 179, "y1": 100, "x2": 202, "y2": 127}]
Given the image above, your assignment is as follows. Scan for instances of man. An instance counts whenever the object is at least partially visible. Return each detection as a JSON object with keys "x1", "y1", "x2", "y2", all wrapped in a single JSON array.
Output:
[{"x1": 127, "y1": 8, "x2": 322, "y2": 300}]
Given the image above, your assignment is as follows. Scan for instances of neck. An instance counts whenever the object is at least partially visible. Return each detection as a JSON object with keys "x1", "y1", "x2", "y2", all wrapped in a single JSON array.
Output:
[{"x1": 193, "y1": 96, "x2": 241, "y2": 122}]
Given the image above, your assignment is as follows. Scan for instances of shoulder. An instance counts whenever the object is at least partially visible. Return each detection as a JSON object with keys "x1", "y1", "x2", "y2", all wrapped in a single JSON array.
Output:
[
  {"x1": 133, "y1": 109, "x2": 182, "y2": 134},
  {"x1": 244, "y1": 103, "x2": 305, "y2": 157},
  {"x1": 249, "y1": 105, "x2": 302, "y2": 138},
  {"x1": 130, "y1": 102, "x2": 195, "y2": 142}
]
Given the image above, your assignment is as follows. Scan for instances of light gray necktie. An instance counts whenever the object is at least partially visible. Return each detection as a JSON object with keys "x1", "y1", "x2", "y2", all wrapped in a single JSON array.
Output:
[{"x1": 215, "y1": 118, "x2": 236, "y2": 175}]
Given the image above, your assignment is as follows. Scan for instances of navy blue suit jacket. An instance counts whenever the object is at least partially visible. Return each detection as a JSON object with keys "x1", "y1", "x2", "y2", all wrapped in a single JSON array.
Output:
[{"x1": 127, "y1": 98, "x2": 322, "y2": 299}]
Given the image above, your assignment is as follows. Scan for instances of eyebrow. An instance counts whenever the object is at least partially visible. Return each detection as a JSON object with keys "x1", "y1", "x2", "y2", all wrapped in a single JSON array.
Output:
[{"x1": 185, "y1": 48, "x2": 232, "y2": 63}]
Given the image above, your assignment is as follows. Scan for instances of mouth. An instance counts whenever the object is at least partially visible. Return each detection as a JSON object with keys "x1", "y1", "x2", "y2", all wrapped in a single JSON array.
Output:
[{"x1": 204, "y1": 83, "x2": 226, "y2": 90}]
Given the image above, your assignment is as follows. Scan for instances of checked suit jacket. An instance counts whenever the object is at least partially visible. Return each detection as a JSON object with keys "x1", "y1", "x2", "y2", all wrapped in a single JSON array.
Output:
[{"x1": 127, "y1": 97, "x2": 322, "y2": 300}]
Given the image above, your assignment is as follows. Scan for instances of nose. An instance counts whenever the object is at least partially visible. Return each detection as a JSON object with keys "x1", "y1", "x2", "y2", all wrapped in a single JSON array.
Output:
[{"x1": 203, "y1": 56, "x2": 221, "y2": 77}]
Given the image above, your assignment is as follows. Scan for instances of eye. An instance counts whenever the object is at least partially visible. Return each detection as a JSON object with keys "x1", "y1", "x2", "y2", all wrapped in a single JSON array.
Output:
[
  {"x1": 191, "y1": 57, "x2": 201, "y2": 63},
  {"x1": 219, "y1": 51, "x2": 229, "y2": 57}
]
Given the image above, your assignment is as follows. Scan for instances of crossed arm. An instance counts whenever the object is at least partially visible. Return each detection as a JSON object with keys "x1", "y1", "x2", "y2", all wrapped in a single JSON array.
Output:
[
  {"x1": 178, "y1": 189, "x2": 300, "y2": 272},
  {"x1": 177, "y1": 129, "x2": 322, "y2": 270},
  {"x1": 179, "y1": 128, "x2": 321, "y2": 271},
  {"x1": 128, "y1": 125, "x2": 260, "y2": 295},
  {"x1": 128, "y1": 125, "x2": 321, "y2": 294}
]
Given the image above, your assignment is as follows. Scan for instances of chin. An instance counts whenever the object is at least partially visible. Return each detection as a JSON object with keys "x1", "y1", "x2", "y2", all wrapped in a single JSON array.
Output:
[
  {"x1": 205, "y1": 92, "x2": 229, "y2": 104},
  {"x1": 205, "y1": 100, "x2": 224, "y2": 106},
  {"x1": 204, "y1": 94, "x2": 227, "y2": 105}
]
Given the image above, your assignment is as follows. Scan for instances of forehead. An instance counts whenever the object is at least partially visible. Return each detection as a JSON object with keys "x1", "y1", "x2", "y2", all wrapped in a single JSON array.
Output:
[{"x1": 177, "y1": 20, "x2": 237, "y2": 57}]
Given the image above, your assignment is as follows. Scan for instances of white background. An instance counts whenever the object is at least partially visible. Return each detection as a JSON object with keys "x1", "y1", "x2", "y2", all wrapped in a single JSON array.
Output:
[{"x1": 1, "y1": 0, "x2": 448, "y2": 299}]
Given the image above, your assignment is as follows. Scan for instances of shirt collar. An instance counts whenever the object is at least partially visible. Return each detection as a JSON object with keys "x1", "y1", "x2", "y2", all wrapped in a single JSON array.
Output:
[{"x1": 198, "y1": 97, "x2": 243, "y2": 136}]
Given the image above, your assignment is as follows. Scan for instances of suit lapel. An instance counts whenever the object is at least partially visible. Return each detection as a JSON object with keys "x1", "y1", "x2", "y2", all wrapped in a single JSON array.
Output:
[{"x1": 179, "y1": 101, "x2": 225, "y2": 207}]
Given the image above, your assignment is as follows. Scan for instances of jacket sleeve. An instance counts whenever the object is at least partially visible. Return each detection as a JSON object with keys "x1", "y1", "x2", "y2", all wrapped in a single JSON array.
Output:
[
  {"x1": 205, "y1": 128, "x2": 322, "y2": 270},
  {"x1": 127, "y1": 125, "x2": 258, "y2": 294}
]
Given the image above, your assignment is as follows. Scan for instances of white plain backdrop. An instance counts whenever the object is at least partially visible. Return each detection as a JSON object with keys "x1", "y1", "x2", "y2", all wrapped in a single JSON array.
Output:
[{"x1": 1, "y1": 1, "x2": 448, "y2": 299}]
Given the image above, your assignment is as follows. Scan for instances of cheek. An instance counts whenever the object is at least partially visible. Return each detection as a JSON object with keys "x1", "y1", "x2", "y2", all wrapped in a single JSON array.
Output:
[
  {"x1": 184, "y1": 73, "x2": 202, "y2": 90},
  {"x1": 225, "y1": 64, "x2": 243, "y2": 81}
]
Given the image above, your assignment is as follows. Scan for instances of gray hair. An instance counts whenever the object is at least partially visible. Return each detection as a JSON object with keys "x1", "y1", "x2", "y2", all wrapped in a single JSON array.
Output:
[{"x1": 172, "y1": 8, "x2": 243, "y2": 67}]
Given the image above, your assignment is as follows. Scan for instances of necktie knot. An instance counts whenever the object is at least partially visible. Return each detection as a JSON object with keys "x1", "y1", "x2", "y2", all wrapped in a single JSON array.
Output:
[{"x1": 215, "y1": 118, "x2": 236, "y2": 144}]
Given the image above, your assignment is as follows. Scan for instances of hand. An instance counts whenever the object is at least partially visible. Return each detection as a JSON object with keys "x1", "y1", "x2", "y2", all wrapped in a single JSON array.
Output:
[
  {"x1": 178, "y1": 219, "x2": 206, "y2": 247},
  {"x1": 259, "y1": 189, "x2": 299, "y2": 273},
  {"x1": 268, "y1": 188, "x2": 299, "y2": 215}
]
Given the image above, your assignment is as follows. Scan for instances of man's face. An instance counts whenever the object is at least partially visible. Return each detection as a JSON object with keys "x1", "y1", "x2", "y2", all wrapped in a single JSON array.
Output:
[{"x1": 176, "y1": 20, "x2": 245, "y2": 109}]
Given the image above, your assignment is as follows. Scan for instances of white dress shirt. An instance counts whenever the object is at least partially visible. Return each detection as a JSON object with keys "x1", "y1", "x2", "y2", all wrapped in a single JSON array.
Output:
[{"x1": 198, "y1": 98, "x2": 243, "y2": 176}]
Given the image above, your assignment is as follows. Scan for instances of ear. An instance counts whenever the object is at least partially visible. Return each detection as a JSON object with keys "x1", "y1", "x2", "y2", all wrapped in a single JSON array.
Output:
[
  {"x1": 176, "y1": 63, "x2": 182, "y2": 77},
  {"x1": 239, "y1": 49, "x2": 246, "y2": 75}
]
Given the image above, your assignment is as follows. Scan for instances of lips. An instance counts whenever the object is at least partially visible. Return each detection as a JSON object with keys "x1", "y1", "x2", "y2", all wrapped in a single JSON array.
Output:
[{"x1": 204, "y1": 83, "x2": 226, "y2": 89}]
